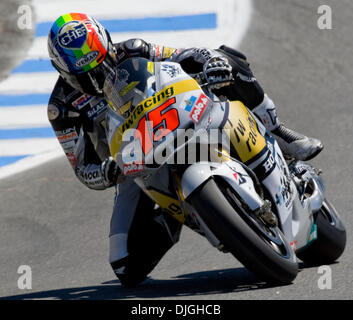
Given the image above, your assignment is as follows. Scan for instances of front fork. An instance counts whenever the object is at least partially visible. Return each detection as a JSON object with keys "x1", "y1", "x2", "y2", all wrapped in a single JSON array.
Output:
[{"x1": 249, "y1": 133, "x2": 324, "y2": 250}]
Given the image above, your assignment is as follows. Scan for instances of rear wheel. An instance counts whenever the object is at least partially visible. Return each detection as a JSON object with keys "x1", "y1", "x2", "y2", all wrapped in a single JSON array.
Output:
[
  {"x1": 189, "y1": 178, "x2": 298, "y2": 285},
  {"x1": 296, "y1": 199, "x2": 346, "y2": 265}
]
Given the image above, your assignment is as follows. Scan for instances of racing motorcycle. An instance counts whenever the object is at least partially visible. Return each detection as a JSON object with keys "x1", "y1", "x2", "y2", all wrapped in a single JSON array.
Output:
[{"x1": 103, "y1": 57, "x2": 346, "y2": 284}]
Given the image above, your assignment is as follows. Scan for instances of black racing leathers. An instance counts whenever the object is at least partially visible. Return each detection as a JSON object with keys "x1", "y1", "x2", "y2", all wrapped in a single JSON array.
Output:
[
  {"x1": 47, "y1": 39, "x2": 265, "y2": 190},
  {"x1": 171, "y1": 45, "x2": 265, "y2": 109}
]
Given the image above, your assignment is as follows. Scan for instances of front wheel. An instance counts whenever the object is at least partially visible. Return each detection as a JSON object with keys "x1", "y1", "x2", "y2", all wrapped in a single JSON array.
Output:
[
  {"x1": 189, "y1": 178, "x2": 298, "y2": 285},
  {"x1": 296, "y1": 199, "x2": 346, "y2": 265}
]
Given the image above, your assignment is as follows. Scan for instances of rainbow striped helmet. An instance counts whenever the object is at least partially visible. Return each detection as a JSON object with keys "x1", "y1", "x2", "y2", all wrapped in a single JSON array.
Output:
[{"x1": 48, "y1": 13, "x2": 116, "y2": 96}]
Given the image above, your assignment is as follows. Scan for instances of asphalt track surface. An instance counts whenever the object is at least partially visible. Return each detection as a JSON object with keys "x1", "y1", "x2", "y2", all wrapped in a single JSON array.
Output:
[{"x1": 1, "y1": 0, "x2": 353, "y2": 300}]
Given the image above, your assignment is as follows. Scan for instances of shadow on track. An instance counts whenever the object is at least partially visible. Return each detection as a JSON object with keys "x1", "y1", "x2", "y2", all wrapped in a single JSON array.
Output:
[{"x1": 0, "y1": 267, "x2": 278, "y2": 300}]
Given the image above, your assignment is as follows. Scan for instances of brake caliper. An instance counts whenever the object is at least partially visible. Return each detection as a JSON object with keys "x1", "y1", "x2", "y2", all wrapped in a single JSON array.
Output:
[{"x1": 254, "y1": 200, "x2": 278, "y2": 227}]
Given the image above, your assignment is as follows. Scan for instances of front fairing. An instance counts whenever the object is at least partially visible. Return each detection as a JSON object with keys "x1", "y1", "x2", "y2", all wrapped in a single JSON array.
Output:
[{"x1": 104, "y1": 58, "x2": 227, "y2": 176}]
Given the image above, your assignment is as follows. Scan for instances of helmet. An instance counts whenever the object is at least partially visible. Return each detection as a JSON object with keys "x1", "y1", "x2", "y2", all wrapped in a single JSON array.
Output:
[{"x1": 48, "y1": 13, "x2": 117, "y2": 96}]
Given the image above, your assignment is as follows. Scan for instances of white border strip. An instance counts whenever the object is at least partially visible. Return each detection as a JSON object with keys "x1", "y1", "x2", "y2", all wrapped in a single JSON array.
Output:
[{"x1": 0, "y1": 149, "x2": 65, "y2": 180}]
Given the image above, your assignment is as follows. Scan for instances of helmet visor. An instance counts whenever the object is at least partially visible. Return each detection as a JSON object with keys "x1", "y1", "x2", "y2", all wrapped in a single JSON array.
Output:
[{"x1": 59, "y1": 55, "x2": 116, "y2": 96}]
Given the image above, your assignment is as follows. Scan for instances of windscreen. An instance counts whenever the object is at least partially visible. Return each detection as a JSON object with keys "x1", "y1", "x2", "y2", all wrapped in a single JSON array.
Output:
[{"x1": 103, "y1": 57, "x2": 155, "y2": 118}]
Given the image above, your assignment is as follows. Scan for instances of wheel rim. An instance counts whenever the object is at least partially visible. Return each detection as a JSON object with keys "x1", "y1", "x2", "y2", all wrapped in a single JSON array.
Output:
[{"x1": 222, "y1": 184, "x2": 293, "y2": 260}]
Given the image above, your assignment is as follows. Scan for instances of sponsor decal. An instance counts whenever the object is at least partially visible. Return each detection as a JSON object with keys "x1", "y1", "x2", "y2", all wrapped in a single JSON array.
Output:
[
  {"x1": 161, "y1": 64, "x2": 181, "y2": 78},
  {"x1": 162, "y1": 47, "x2": 177, "y2": 59},
  {"x1": 233, "y1": 172, "x2": 247, "y2": 185},
  {"x1": 263, "y1": 152, "x2": 275, "y2": 173},
  {"x1": 75, "y1": 167, "x2": 101, "y2": 182},
  {"x1": 184, "y1": 96, "x2": 197, "y2": 112},
  {"x1": 275, "y1": 175, "x2": 293, "y2": 208},
  {"x1": 86, "y1": 100, "x2": 108, "y2": 119},
  {"x1": 75, "y1": 51, "x2": 99, "y2": 68},
  {"x1": 56, "y1": 128, "x2": 78, "y2": 143},
  {"x1": 58, "y1": 21, "x2": 88, "y2": 49},
  {"x1": 67, "y1": 153, "x2": 77, "y2": 168},
  {"x1": 252, "y1": 149, "x2": 276, "y2": 181},
  {"x1": 48, "y1": 104, "x2": 60, "y2": 120},
  {"x1": 155, "y1": 45, "x2": 162, "y2": 60},
  {"x1": 190, "y1": 93, "x2": 209, "y2": 124},
  {"x1": 72, "y1": 93, "x2": 92, "y2": 110},
  {"x1": 233, "y1": 173, "x2": 238, "y2": 181},
  {"x1": 62, "y1": 140, "x2": 76, "y2": 153},
  {"x1": 226, "y1": 162, "x2": 248, "y2": 185},
  {"x1": 290, "y1": 240, "x2": 298, "y2": 251},
  {"x1": 123, "y1": 162, "x2": 145, "y2": 175}
]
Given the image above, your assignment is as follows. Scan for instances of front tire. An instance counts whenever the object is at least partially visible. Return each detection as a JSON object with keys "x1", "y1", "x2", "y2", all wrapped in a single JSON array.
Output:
[{"x1": 189, "y1": 178, "x2": 298, "y2": 285}]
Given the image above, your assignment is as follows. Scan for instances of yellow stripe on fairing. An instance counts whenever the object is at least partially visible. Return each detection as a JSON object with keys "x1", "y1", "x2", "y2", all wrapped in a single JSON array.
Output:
[{"x1": 143, "y1": 189, "x2": 186, "y2": 223}]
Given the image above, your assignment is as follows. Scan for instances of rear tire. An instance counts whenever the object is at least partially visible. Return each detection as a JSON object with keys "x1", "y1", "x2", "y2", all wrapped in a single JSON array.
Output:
[
  {"x1": 189, "y1": 178, "x2": 298, "y2": 285},
  {"x1": 296, "y1": 199, "x2": 346, "y2": 265}
]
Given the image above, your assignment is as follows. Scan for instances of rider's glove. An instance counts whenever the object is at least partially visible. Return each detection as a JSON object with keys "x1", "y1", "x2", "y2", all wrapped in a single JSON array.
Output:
[
  {"x1": 203, "y1": 57, "x2": 233, "y2": 90},
  {"x1": 101, "y1": 157, "x2": 122, "y2": 187}
]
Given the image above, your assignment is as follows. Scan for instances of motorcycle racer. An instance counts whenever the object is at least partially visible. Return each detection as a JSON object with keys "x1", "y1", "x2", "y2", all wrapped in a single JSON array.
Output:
[{"x1": 47, "y1": 13, "x2": 323, "y2": 286}]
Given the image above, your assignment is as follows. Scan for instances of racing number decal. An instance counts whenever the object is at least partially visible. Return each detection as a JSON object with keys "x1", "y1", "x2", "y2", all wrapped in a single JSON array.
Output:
[
  {"x1": 134, "y1": 97, "x2": 179, "y2": 155},
  {"x1": 149, "y1": 97, "x2": 179, "y2": 141}
]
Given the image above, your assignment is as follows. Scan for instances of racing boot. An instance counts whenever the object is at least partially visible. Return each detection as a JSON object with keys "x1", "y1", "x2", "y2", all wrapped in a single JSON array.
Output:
[{"x1": 252, "y1": 94, "x2": 323, "y2": 161}]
